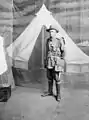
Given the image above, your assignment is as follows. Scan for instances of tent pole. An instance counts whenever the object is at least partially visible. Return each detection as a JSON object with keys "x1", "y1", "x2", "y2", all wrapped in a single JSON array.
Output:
[{"x1": 42, "y1": 26, "x2": 45, "y2": 68}]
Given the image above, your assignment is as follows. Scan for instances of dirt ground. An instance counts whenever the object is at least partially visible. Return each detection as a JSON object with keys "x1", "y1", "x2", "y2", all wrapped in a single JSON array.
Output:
[{"x1": 0, "y1": 81, "x2": 89, "y2": 120}]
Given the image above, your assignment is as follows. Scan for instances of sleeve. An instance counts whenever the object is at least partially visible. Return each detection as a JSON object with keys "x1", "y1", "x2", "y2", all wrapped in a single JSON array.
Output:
[
  {"x1": 60, "y1": 37, "x2": 65, "y2": 51},
  {"x1": 60, "y1": 37, "x2": 65, "y2": 58}
]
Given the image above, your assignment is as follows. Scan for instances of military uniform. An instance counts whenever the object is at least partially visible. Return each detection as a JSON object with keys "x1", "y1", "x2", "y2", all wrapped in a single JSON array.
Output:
[
  {"x1": 42, "y1": 36, "x2": 65, "y2": 102},
  {"x1": 47, "y1": 37, "x2": 64, "y2": 71}
]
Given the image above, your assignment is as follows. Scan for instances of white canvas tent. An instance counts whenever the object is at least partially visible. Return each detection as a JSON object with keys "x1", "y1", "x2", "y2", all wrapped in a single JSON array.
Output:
[
  {"x1": 0, "y1": 36, "x2": 7, "y2": 75},
  {"x1": 0, "y1": 36, "x2": 15, "y2": 88},
  {"x1": 7, "y1": 4, "x2": 89, "y2": 73}
]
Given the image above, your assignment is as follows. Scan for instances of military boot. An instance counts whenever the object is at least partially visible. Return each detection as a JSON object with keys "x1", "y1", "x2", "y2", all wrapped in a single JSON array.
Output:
[
  {"x1": 56, "y1": 82, "x2": 61, "y2": 102},
  {"x1": 41, "y1": 80, "x2": 53, "y2": 97}
]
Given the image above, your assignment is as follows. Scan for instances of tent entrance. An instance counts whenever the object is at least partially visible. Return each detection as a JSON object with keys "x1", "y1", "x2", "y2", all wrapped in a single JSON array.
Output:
[
  {"x1": 28, "y1": 26, "x2": 45, "y2": 70},
  {"x1": 12, "y1": 26, "x2": 49, "y2": 89}
]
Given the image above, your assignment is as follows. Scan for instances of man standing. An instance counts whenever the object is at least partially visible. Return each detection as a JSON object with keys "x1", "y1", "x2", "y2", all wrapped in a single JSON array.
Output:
[{"x1": 42, "y1": 25, "x2": 65, "y2": 102}]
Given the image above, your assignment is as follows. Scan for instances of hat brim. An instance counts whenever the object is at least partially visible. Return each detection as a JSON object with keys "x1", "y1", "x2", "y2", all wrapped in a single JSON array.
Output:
[{"x1": 46, "y1": 28, "x2": 59, "y2": 33}]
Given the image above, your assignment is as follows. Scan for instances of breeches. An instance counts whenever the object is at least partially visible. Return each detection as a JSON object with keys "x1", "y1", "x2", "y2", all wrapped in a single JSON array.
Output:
[{"x1": 47, "y1": 68, "x2": 61, "y2": 83}]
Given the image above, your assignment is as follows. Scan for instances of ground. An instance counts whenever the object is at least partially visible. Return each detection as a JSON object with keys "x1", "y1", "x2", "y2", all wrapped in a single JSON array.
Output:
[{"x1": 0, "y1": 82, "x2": 89, "y2": 120}]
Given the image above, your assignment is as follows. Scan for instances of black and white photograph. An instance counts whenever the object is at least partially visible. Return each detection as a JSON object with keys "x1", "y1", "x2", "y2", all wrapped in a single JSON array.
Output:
[{"x1": 0, "y1": 0, "x2": 89, "y2": 120}]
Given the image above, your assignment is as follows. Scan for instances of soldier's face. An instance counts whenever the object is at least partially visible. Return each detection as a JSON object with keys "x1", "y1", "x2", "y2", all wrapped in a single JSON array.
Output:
[{"x1": 50, "y1": 30, "x2": 57, "y2": 37}]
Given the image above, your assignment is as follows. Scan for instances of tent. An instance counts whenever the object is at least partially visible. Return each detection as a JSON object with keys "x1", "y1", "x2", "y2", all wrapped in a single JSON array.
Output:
[
  {"x1": 0, "y1": 36, "x2": 15, "y2": 88},
  {"x1": 6, "y1": 5, "x2": 89, "y2": 86},
  {"x1": 0, "y1": 36, "x2": 7, "y2": 75}
]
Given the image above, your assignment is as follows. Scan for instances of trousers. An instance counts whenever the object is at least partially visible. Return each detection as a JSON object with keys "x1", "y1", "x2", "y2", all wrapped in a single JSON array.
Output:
[{"x1": 47, "y1": 68, "x2": 61, "y2": 83}]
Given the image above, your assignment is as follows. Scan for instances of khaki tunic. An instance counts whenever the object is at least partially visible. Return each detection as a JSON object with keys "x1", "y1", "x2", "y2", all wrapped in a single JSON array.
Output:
[{"x1": 46, "y1": 37, "x2": 65, "y2": 72}]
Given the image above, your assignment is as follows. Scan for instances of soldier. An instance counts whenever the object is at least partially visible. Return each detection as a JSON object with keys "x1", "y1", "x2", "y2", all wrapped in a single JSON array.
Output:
[{"x1": 41, "y1": 25, "x2": 65, "y2": 102}]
